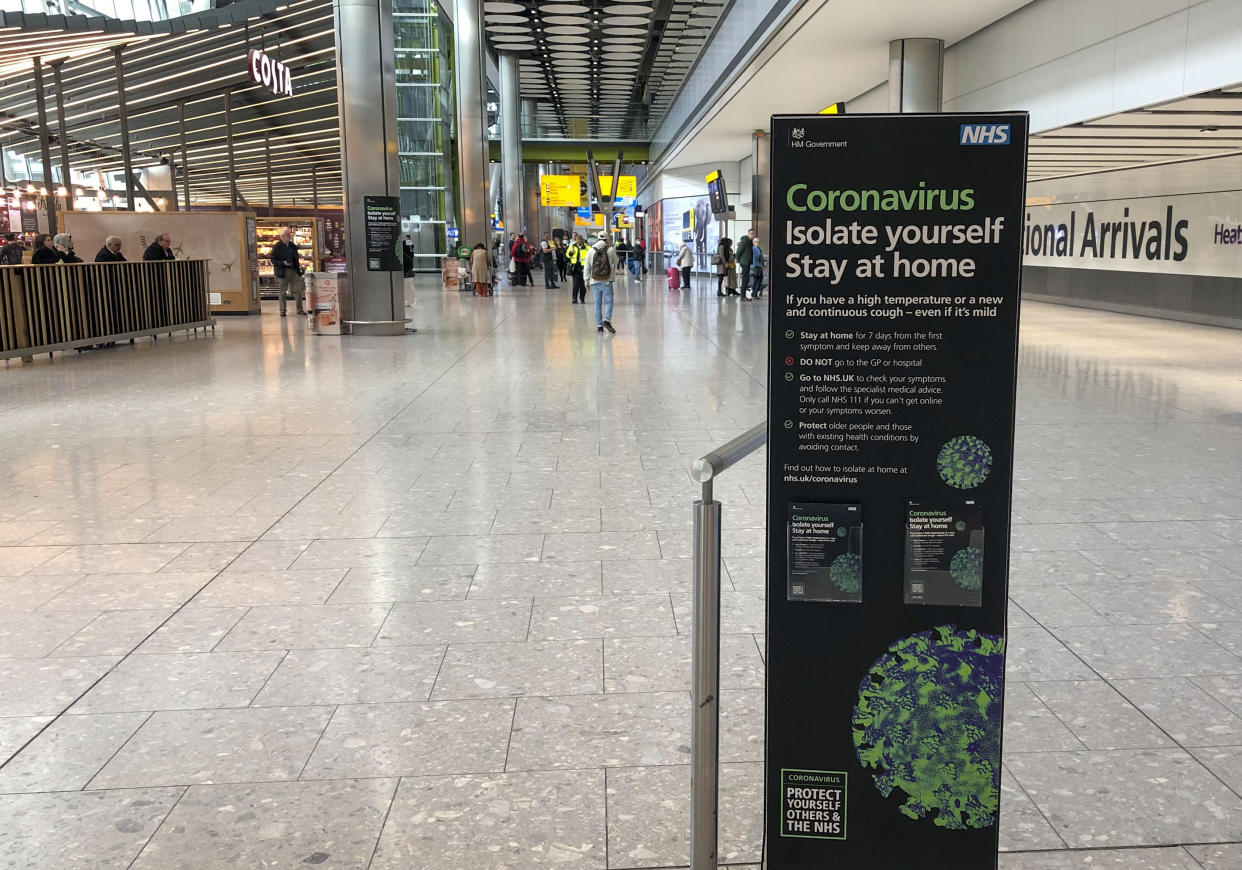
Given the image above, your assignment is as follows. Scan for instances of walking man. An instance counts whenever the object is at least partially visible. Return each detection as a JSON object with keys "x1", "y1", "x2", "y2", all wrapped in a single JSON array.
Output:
[
  {"x1": 583, "y1": 231, "x2": 618, "y2": 334},
  {"x1": 270, "y1": 226, "x2": 306, "y2": 317}
]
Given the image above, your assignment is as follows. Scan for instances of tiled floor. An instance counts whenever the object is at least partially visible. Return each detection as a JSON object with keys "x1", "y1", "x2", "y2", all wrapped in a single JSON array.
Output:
[{"x1": 0, "y1": 274, "x2": 1240, "y2": 868}]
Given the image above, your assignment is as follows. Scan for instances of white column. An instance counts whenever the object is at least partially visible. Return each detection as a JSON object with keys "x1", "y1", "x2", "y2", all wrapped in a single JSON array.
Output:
[
  {"x1": 498, "y1": 51, "x2": 523, "y2": 241},
  {"x1": 888, "y1": 38, "x2": 943, "y2": 113}
]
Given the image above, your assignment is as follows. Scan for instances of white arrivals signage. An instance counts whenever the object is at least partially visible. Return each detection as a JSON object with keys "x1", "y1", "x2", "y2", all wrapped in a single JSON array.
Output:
[
  {"x1": 1024, "y1": 191, "x2": 1242, "y2": 278},
  {"x1": 248, "y1": 49, "x2": 294, "y2": 98}
]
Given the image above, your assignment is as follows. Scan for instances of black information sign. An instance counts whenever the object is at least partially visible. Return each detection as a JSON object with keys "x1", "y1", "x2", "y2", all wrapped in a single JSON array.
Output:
[
  {"x1": 765, "y1": 112, "x2": 1027, "y2": 869},
  {"x1": 363, "y1": 195, "x2": 402, "y2": 272},
  {"x1": 788, "y1": 503, "x2": 863, "y2": 603},
  {"x1": 904, "y1": 500, "x2": 985, "y2": 607}
]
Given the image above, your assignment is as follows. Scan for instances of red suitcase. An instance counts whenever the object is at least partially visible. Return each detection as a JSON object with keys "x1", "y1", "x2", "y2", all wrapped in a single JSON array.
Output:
[{"x1": 666, "y1": 266, "x2": 680, "y2": 289}]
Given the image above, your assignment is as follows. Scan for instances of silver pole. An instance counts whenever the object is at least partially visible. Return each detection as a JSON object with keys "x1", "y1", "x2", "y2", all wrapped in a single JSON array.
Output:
[
  {"x1": 112, "y1": 47, "x2": 136, "y2": 211},
  {"x1": 751, "y1": 129, "x2": 769, "y2": 259},
  {"x1": 51, "y1": 61, "x2": 73, "y2": 215},
  {"x1": 498, "y1": 51, "x2": 523, "y2": 242},
  {"x1": 453, "y1": 0, "x2": 489, "y2": 248},
  {"x1": 32, "y1": 57, "x2": 57, "y2": 232},
  {"x1": 265, "y1": 132, "x2": 274, "y2": 216},
  {"x1": 177, "y1": 101, "x2": 190, "y2": 211},
  {"x1": 691, "y1": 488, "x2": 722, "y2": 870},
  {"x1": 224, "y1": 89, "x2": 237, "y2": 210}
]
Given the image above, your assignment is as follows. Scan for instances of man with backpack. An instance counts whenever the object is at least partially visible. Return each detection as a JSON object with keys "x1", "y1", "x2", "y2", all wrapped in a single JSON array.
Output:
[
  {"x1": 510, "y1": 233, "x2": 533, "y2": 286},
  {"x1": 583, "y1": 232, "x2": 619, "y2": 334}
]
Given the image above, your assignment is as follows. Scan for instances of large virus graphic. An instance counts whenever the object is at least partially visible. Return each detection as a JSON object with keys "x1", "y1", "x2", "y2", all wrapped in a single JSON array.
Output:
[
  {"x1": 852, "y1": 626, "x2": 1004, "y2": 830},
  {"x1": 950, "y1": 547, "x2": 984, "y2": 591},
  {"x1": 829, "y1": 553, "x2": 863, "y2": 595},
  {"x1": 936, "y1": 436, "x2": 993, "y2": 489}
]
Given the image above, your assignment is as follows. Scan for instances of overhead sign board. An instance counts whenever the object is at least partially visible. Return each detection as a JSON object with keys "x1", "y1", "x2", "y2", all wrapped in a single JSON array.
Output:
[
  {"x1": 765, "y1": 112, "x2": 1028, "y2": 869},
  {"x1": 574, "y1": 213, "x2": 605, "y2": 228},
  {"x1": 599, "y1": 175, "x2": 637, "y2": 200},
  {"x1": 541, "y1": 174, "x2": 582, "y2": 207},
  {"x1": 247, "y1": 49, "x2": 294, "y2": 98}
]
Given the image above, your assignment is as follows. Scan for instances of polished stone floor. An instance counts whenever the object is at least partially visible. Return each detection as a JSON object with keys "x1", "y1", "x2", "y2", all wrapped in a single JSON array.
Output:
[{"x1": 0, "y1": 272, "x2": 1239, "y2": 869}]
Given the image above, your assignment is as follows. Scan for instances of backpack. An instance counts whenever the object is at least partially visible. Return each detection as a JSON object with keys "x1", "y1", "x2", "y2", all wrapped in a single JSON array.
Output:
[
  {"x1": 589, "y1": 247, "x2": 613, "y2": 280},
  {"x1": 514, "y1": 241, "x2": 530, "y2": 259}
]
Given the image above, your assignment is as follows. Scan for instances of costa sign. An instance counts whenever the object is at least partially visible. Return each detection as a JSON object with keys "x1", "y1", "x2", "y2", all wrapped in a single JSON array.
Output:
[{"x1": 247, "y1": 49, "x2": 293, "y2": 98}]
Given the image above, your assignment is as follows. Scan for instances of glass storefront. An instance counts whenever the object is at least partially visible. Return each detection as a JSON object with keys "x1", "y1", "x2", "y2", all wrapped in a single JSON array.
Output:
[{"x1": 393, "y1": 0, "x2": 456, "y2": 271}]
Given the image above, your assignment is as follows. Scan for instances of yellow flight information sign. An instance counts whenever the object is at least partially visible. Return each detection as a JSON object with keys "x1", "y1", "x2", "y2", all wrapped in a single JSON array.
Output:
[
  {"x1": 541, "y1": 174, "x2": 582, "y2": 207},
  {"x1": 599, "y1": 175, "x2": 637, "y2": 199},
  {"x1": 574, "y1": 213, "x2": 605, "y2": 227}
]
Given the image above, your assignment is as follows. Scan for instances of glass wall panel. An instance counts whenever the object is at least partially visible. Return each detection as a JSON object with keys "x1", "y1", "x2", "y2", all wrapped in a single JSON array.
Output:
[{"x1": 394, "y1": 4, "x2": 455, "y2": 269}]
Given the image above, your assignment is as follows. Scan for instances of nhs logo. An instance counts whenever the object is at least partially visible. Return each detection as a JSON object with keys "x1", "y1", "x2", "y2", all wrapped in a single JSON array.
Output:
[{"x1": 960, "y1": 123, "x2": 1011, "y2": 145}]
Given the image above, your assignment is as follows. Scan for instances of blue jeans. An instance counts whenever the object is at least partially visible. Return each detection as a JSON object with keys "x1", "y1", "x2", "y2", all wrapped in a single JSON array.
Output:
[
  {"x1": 592, "y1": 281, "x2": 614, "y2": 324},
  {"x1": 627, "y1": 258, "x2": 640, "y2": 277}
]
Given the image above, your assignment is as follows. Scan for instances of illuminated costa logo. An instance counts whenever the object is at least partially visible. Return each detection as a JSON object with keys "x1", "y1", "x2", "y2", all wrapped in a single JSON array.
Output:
[{"x1": 247, "y1": 49, "x2": 294, "y2": 98}]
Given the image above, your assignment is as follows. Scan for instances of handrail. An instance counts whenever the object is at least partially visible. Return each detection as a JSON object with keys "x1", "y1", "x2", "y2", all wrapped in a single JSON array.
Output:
[
  {"x1": 689, "y1": 421, "x2": 767, "y2": 870},
  {"x1": 690, "y1": 422, "x2": 768, "y2": 483}
]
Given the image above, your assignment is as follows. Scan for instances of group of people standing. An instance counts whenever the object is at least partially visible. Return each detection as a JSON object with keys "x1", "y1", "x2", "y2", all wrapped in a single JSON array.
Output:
[
  {"x1": 0, "y1": 231, "x2": 176, "y2": 266},
  {"x1": 710, "y1": 228, "x2": 766, "y2": 300}
]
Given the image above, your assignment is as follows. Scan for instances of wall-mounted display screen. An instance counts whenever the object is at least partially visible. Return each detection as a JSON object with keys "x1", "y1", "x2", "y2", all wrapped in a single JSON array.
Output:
[{"x1": 706, "y1": 169, "x2": 729, "y2": 218}]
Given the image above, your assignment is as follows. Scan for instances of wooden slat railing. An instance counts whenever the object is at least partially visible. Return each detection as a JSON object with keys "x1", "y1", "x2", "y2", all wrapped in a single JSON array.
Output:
[{"x1": 0, "y1": 259, "x2": 215, "y2": 361}]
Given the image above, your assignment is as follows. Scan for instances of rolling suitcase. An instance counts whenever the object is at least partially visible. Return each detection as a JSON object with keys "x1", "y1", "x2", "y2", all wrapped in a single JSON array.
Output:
[{"x1": 666, "y1": 265, "x2": 680, "y2": 289}]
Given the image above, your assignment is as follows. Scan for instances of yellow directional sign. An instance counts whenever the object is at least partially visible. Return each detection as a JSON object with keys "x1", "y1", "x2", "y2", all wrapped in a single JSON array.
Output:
[
  {"x1": 599, "y1": 175, "x2": 637, "y2": 199},
  {"x1": 541, "y1": 174, "x2": 582, "y2": 207},
  {"x1": 819, "y1": 102, "x2": 845, "y2": 114},
  {"x1": 574, "y1": 213, "x2": 605, "y2": 227}
]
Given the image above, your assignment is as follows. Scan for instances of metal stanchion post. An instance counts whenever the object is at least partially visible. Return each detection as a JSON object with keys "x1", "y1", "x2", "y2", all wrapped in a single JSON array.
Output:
[{"x1": 691, "y1": 483, "x2": 722, "y2": 870}]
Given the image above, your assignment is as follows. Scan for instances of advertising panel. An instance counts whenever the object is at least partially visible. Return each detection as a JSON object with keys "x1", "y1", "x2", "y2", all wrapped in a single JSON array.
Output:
[
  {"x1": 658, "y1": 194, "x2": 719, "y2": 269},
  {"x1": 1023, "y1": 191, "x2": 1242, "y2": 278},
  {"x1": 764, "y1": 113, "x2": 1028, "y2": 868}
]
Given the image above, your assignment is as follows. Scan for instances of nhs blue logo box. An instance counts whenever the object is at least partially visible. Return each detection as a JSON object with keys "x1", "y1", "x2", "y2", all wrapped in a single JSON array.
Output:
[{"x1": 960, "y1": 123, "x2": 1011, "y2": 145}]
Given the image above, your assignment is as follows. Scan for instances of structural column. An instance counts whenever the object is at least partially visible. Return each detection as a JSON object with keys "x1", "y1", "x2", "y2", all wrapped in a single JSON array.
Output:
[
  {"x1": 524, "y1": 163, "x2": 541, "y2": 239},
  {"x1": 453, "y1": 0, "x2": 490, "y2": 249},
  {"x1": 31, "y1": 58, "x2": 57, "y2": 233},
  {"x1": 224, "y1": 89, "x2": 238, "y2": 210},
  {"x1": 112, "y1": 47, "x2": 136, "y2": 211},
  {"x1": 498, "y1": 51, "x2": 524, "y2": 244},
  {"x1": 334, "y1": 0, "x2": 404, "y2": 335},
  {"x1": 50, "y1": 61, "x2": 73, "y2": 216},
  {"x1": 751, "y1": 129, "x2": 770, "y2": 261},
  {"x1": 888, "y1": 38, "x2": 943, "y2": 113},
  {"x1": 177, "y1": 102, "x2": 190, "y2": 211}
]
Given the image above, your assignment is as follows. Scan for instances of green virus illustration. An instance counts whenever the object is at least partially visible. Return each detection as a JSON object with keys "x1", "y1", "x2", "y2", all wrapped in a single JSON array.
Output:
[
  {"x1": 937, "y1": 436, "x2": 993, "y2": 489},
  {"x1": 829, "y1": 553, "x2": 862, "y2": 595},
  {"x1": 852, "y1": 625, "x2": 1004, "y2": 830},
  {"x1": 950, "y1": 547, "x2": 984, "y2": 591}
]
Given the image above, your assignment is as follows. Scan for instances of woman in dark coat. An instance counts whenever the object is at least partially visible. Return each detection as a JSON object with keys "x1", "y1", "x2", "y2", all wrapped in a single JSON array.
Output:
[
  {"x1": 715, "y1": 237, "x2": 734, "y2": 297},
  {"x1": 31, "y1": 233, "x2": 59, "y2": 264}
]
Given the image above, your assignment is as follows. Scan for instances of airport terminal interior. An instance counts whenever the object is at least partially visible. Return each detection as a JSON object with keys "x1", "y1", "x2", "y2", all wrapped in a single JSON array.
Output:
[{"x1": 1, "y1": 0, "x2": 1242, "y2": 868}]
